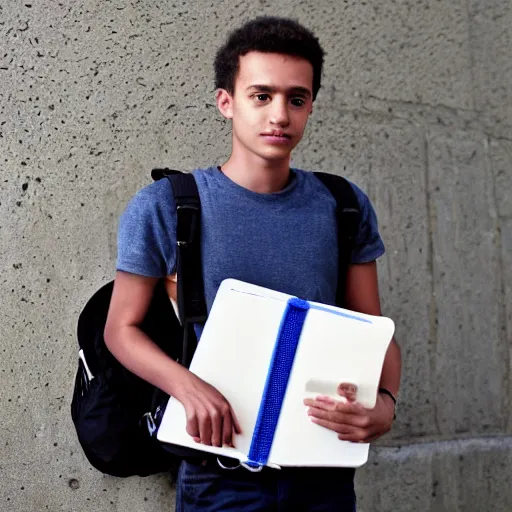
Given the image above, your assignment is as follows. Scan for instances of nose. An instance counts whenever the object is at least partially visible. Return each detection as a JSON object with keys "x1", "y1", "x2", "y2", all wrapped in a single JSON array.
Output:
[{"x1": 269, "y1": 97, "x2": 290, "y2": 126}]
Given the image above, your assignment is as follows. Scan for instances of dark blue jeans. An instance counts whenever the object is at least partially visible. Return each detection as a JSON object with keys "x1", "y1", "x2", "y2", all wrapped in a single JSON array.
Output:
[{"x1": 176, "y1": 460, "x2": 356, "y2": 511}]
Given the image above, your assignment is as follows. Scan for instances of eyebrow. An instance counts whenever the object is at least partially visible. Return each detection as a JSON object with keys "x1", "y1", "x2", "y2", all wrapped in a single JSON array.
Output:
[{"x1": 246, "y1": 85, "x2": 312, "y2": 97}]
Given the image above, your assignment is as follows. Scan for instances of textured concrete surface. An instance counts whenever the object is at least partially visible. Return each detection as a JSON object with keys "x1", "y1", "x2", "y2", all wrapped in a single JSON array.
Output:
[
  {"x1": 427, "y1": 130, "x2": 505, "y2": 435},
  {"x1": 1, "y1": 1, "x2": 511, "y2": 511},
  {"x1": 356, "y1": 436, "x2": 512, "y2": 512},
  {"x1": 469, "y1": 0, "x2": 512, "y2": 139}
]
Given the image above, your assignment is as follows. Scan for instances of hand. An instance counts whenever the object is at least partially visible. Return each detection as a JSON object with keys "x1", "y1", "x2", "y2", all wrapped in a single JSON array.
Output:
[
  {"x1": 303, "y1": 384, "x2": 395, "y2": 443},
  {"x1": 174, "y1": 371, "x2": 242, "y2": 448}
]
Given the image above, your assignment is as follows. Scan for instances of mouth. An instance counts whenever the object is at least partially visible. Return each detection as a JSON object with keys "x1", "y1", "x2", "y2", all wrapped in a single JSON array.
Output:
[
  {"x1": 260, "y1": 133, "x2": 292, "y2": 144},
  {"x1": 261, "y1": 132, "x2": 291, "y2": 139}
]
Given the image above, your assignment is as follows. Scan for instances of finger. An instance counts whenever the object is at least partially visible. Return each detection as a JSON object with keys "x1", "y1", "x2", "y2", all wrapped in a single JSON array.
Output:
[
  {"x1": 307, "y1": 406, "x2": 370, "y2": 428},
  {"x1": 185, "y1": 408, "x2": 199, "y2": 439},
  {"x1": 327, "y1": 396, "x2": 366, "y2": 414},
  {"x1": 209, "y1": 408, "x2": 222, "y2": 447},
  {"x1": 337, "y1": 429, "x2": 372, "y2": 443},
  {"x1": 309, "y1": 416, "x2": 345, "y2": 434},
  {"x1": 230, "y1": 405, "x2": 242, "y2": 435},
  {"x1": 335, "y1": 425, "x2": 361, "y2": 436},
  {"x1": 304, "y1": 396, "x2": 363, "y2": 415},
  {"x1": 310, "y1": 416, "x2": 372, "y2": 443},
  {"x1": 199, "y1": 410, "x2": 212, "y2": 446},
  {"x1": 212, "y1": 415, "x2": 223, "y2": 447},
  {"x1": 304, "y1": 396, "x2": 337, "y2": 411},
  {"x1": 307, "y1": 407, "x2": 344, "y2": 424},
  {"x1": 222, "y1": 409, "x2": 233, "y2": 447},
  {"x1": 308, "y1": 408, "x2": 368, "y2": 428},
  {"x1": 304, "y1": 395, "x2": 356, "y2": 412}
]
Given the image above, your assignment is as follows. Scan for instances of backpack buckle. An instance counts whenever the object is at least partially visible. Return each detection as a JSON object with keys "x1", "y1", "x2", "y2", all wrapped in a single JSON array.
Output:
[{"x1": 176, "y1": 204, "x2": 199, "y2": 247}]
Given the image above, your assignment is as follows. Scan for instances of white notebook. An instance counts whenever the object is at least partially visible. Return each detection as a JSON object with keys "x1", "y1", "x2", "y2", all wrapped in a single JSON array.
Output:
[{"x1": 157, "y1": 279, "x2": 395, "y2": 469}]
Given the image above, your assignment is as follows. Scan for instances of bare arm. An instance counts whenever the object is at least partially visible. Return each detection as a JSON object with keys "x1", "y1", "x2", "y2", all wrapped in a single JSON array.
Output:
[
  {"x1": 104, "y1": 271, "x2": 189, "y2": 396},
  {"x1": 104, "y1": 270, "x2": 240, "y2": 447},
  {"x1": 304, "y1": 261, "x2": 401, "y2": 442},
  {"x1": 344, "y1": 261, "x2": 401, "y2": 399}
]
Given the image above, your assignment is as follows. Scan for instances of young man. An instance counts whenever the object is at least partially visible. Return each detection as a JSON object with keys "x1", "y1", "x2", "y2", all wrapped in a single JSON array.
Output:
[{"x1": 105, "y1": 16, "x2": 401, "y2": 512}]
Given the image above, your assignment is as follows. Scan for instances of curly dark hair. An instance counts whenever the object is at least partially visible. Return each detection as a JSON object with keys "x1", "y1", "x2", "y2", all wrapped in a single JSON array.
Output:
[{"x1": 214, "y1": 16, "x2": 325, "y2": 101}]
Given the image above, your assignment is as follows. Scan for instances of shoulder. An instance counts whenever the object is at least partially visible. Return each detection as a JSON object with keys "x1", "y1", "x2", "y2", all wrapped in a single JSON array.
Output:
[
  {"x1": 300, "y1": 169, "x2": 385, "y2": 262},
  {"x1": 118, "y1": 177, "x2": 179, "y2": 234},
  {"x1": 345, "y1": 179, "x2": 374, "y2": 214},
  {"x1": 298, "y1": 169, "x2": 371, "y2": 210},
  {"x1": 122, "y1": 167, "x2": 215, "y2": 214},
  {"x1": 192, "y1": 166, "x2": 217, "y2": 178},
  {"x1": 117, "y1": 177, "x2": 178, "y2": 277},
  {"x1": 120, "y1": 170, "x2": 213, "y2": 217},
  {"x1": 293, "y1": 168, "x2": 337, "y2": 203},
  {"x1": 124, "y1": 176, "x2": 174, "y2": 211},
  {"x1": 118, "y1": 177, "x2": 176, "y2": 236}
]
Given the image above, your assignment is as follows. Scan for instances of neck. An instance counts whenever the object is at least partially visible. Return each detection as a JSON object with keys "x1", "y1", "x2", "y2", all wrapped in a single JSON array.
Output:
[{"x1": 220, "y1": 147, "x2": 292, "y2": 194}]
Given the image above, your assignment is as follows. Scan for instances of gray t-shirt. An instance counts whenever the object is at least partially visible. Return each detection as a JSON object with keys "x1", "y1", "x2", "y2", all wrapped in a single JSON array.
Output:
[{"x1": 116, "y1": 167, "x2": 385, "y2": 312}]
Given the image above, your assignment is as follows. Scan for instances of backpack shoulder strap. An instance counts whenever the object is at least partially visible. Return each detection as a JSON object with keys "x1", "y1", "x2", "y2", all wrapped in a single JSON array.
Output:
[
  {"x1": 314, "y1": 172, "x2": 361, "y2": 308},
  {"x1": 152, "y1": 168, "x2": 207, "y2": 367}
]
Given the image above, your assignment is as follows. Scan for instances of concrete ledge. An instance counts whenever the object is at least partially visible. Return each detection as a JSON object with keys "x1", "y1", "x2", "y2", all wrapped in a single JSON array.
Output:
[{"x1": 356, "y1": 436, "x2": 512, "y2": 512}]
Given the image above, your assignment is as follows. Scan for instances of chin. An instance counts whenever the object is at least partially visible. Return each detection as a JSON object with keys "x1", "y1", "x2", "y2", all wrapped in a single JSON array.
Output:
[
  {"x1": 258, "y1": 152, "x2": 293, "y2": 165},
  {"x1": 258, "y1": 145, "x2": 295, "y2": 159}
]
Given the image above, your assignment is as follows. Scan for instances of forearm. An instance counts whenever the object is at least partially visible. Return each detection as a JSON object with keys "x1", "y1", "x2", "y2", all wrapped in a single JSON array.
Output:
[
  {"x1": 104, "y1": 324, "x2": 189, "y2": 398},
  {"x1": 378, "y1": 337, "x2": 401, "y2": 397}
]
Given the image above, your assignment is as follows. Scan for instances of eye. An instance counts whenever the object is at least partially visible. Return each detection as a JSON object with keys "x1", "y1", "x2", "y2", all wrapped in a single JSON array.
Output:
[
  {"x1": 291, "y1": 98, "x2": 306, "y2": 107},
  {"x1": 255, "y1": 94, "x2": 270, "y2": 101}
]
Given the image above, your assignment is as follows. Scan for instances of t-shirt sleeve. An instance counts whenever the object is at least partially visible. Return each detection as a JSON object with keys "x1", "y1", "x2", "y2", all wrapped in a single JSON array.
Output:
[
  {"x1": 349, "y1": 182, "x2": 385, "y2": 264},
  {"x1": 116, "y1": 179, "x2": 177, "y2": 277}
]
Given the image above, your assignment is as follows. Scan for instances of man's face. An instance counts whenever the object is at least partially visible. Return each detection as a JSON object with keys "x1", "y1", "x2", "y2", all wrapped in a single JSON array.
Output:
[{"x1": 218, "y1": 51, "x2": 314, "y2": 164}]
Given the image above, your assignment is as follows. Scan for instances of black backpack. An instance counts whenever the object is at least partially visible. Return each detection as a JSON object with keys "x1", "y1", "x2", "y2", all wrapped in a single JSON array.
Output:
[{"x1": 70, "y1": 169, "x2": 361, "y2": 478}]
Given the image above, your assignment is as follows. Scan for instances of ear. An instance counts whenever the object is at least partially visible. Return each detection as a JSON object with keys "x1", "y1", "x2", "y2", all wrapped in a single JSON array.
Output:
[{"x1": 216, "y1": 89, "x2": 234, "y2": 119}]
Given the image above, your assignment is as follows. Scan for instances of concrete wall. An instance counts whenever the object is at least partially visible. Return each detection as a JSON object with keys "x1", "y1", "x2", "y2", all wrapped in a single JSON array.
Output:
[{"x1": 1, "y1": 1, "x2": 510, "y2": 510}]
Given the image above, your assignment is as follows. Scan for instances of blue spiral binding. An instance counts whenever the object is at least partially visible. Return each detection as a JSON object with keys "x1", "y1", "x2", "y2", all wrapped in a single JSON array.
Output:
[{"x1": 244, "y1": 297, "x2": 310, "y2": 469}]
